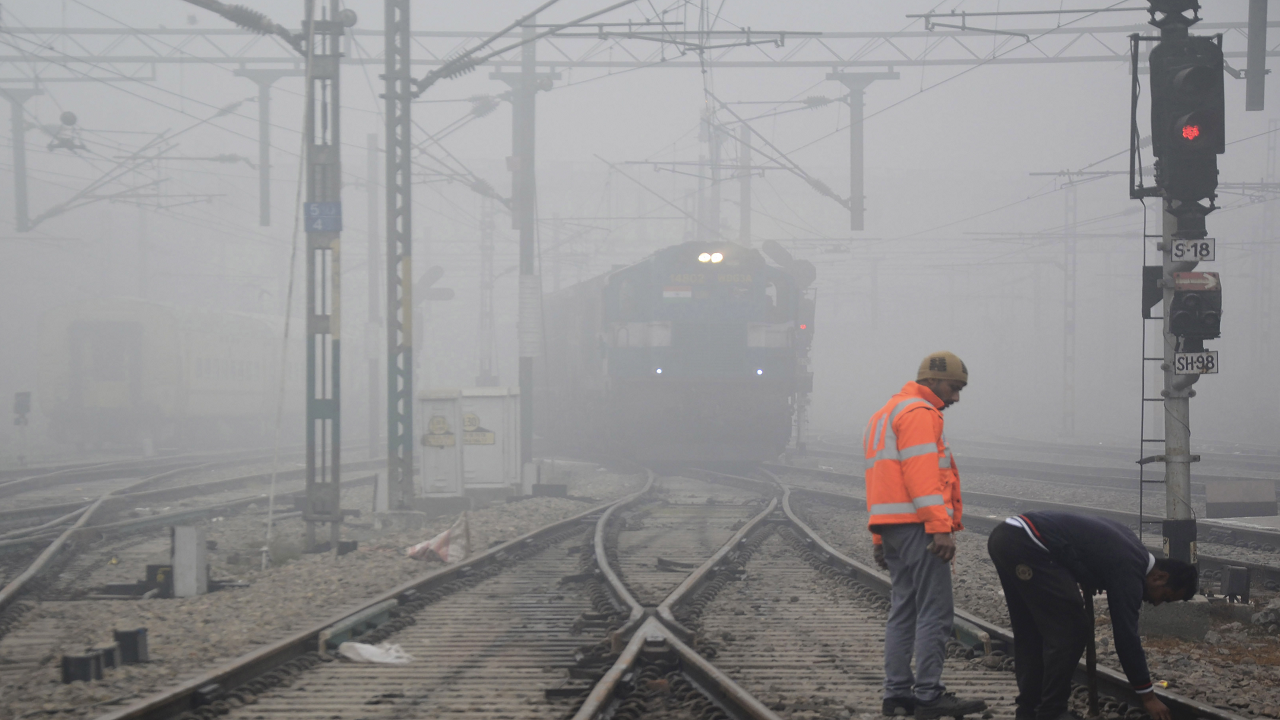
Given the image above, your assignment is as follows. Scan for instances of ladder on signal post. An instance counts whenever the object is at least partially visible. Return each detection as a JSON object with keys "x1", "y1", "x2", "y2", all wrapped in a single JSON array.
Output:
[{"x1": 1138, "y1": 227, "x2": 1166, "y2": 543}]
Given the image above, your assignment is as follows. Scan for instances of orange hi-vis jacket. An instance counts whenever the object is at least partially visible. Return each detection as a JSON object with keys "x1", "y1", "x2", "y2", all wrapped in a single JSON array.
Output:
[{"x1": 863, "y1": 382, "x2": 964, "y2": 543}]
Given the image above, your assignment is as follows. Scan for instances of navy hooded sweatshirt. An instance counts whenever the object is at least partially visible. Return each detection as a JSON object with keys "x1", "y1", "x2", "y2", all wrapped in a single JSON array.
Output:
[{"x1": 1015, "y1": 511, "x2": 1156, "y2": 694}]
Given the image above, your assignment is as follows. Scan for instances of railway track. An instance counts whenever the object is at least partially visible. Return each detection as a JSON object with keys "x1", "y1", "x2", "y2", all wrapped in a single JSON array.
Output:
[
  {"x1": 0, "y1": 454, "x2": 383, "y2": 627},
  {"x1": 768, "y1": 462, "x2": 1280, "y2": 592},
  {"x1": 89, "y1": 464, "x2": 1253, "y2": 720},
  {"x1": 809, "y1": 438, "x2": 1280, "y2": 479}
]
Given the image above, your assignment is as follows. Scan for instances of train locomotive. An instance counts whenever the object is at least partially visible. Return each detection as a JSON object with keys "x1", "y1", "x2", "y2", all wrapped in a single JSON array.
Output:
[{"x1": 539, "y1": 241, "x2": 815, "y2": 463}]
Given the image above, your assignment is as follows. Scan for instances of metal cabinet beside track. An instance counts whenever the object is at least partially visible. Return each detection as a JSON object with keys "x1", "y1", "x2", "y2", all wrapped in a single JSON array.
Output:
[{"x1": 418, "y1": 387, "x2": 520, "y2": 497}]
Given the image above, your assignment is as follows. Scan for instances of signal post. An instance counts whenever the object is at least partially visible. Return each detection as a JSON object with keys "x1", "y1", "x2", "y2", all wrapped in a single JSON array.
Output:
[{"x1": 1137, "y1": 0, "x2": 1226, "y2": 564}]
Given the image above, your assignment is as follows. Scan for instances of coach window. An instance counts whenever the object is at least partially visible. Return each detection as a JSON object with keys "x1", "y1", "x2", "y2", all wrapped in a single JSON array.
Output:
[{"x1": 617, "y1": 279, "x2": 639, "y2": 320}]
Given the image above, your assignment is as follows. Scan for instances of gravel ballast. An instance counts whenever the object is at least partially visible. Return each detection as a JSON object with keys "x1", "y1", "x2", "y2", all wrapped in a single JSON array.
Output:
[
  {"x1": 796, "y1": 498, "x2": 1280, "y2": 719},
  {"x1": 0, "y1": 464, "x2": 644, "y2": 720}
]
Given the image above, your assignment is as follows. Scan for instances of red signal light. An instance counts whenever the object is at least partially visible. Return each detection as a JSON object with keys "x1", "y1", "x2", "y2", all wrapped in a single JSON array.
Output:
[
  {"x1": 1181, "y1": 124, "x2": 1201, "y2": 141},
  {"x1": 800, "y1": 324, "x2": 807, "y2": 330}
]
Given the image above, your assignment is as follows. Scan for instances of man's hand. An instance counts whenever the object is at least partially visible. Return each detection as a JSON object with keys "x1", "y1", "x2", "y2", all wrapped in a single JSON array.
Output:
[
  {"x1": 1142, "y1": 694, "x2": 1171, "y2": 720},
  {"x1": 873, "y1": 543, "x2": 888, "y2": 570},
  {"x1": 928, "y1": 532, "x2": 956, "y2": 562}
]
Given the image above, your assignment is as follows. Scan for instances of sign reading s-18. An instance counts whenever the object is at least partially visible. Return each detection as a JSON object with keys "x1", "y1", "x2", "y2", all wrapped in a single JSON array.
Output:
[
  {"x1": 1171, "y1": 238, "x2": 1215, "y2": 262},
  {"x1": 1173, "y1": 350, "x2": 1219, "y2": 375}
]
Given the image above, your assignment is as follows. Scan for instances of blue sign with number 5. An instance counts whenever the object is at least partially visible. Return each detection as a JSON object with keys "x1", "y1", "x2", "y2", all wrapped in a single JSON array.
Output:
[{"x1": 304, "y1": 202, "x2": 342, "y2": 232}]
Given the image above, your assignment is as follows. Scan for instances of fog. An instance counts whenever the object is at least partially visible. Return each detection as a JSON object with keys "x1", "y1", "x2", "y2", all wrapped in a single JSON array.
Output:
[{"x1": 1, "y1": 0, "x2": 1276, "y2": 463}]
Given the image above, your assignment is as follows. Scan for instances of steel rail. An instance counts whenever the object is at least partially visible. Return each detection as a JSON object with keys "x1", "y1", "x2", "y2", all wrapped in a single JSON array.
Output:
[
  {"x1": 940, "y1": 437, "x2": 1280, "y2": 475},
  {"x1": 766, "y1": 472, "x2": 1251, "y2": 720},
  {"x1": 0, "y1": 450, "x2": 373, "y2": 533},
  {"x1": 0, "y1": 458, "x2": 383, "y2": 613},
  {"x1": 655, "y1": 495, "x2": 778, "y2": 637},
  {"x1": 589, "y1": 472, "x2": 656, "y2": 633},
  {"x1": 573, "y1": 470, "x2": 784, "y2": 720},
  {"x1": 770, "y1": 462, "x2": 1280, "y2": 560},
  {"x1": 0, "y1": 447, "x2": 303, "y2": 500},
  {"x1": 787, "y1": 450, "x2": 1249, "y2": 495},
  {"x1": 93, "y1": 487, "x2": 638, "y2": 720},
  {"x1": 809, "y1": 438, "x2": 1280, "y2": 483},
  {"x1": 783, "y1": 477, "x2": 1280, "y2": 599}
]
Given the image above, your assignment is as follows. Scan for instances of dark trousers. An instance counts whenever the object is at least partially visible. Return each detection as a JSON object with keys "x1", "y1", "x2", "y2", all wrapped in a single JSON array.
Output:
[{"x1": 987, "y1": 523, "x2": 1092, "y2": 720}]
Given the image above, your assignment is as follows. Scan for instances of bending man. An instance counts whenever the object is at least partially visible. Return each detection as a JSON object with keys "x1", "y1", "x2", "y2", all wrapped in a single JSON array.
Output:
[{"x1": 987, "y1": 511, "x2": 1198, "y2": 720}]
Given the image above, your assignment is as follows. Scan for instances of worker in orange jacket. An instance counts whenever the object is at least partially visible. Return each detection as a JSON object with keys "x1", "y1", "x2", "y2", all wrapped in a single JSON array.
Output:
[{"x1": 863, "y1": 351, "x2": 985, "y2": 720}]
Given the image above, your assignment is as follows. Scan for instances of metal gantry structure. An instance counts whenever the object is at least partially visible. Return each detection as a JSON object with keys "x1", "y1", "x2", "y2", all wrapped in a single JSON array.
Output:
[
  {"x1": 477, "y1": 195, "x2": 499, "y2": 387},
  {"x1": 365, "y1": 132, "x2": 382, "y2": 466},
  {"x1": 4, "y1": 8, "x2": 1276, "y2": 514},
  {"x1": 496, "y1": 23, "x2": 555, "y2": 484},
  {"x1": 1063, "y1": 183, "x2": 1078, "y2": 439},
  {"x1": 826, "y1": 71, "x2": 898, "y2": 231},
  {"x1": 384, "y1": 0, "x2": 415, "y2": 510},
  {"x1": 300, "y1": 0, "x2": 348, "y2": 553},
  {"x1": 232, "y1": 68, "x2": 304, "y2": 227},
  {"x1": 0, "y1": 88, "x2": 40, "y2": 232}
]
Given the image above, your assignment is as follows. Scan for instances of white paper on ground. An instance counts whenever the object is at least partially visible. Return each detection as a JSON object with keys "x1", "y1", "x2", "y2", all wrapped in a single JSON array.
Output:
[{"x1": 336, "y1": 641, "x2": 415, "y2": 664}]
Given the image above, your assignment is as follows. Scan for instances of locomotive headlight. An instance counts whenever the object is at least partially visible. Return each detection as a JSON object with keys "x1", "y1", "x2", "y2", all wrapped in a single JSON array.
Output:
[
  {"x1": 655, "y1": 368, "x2": 663, "y2": 374},
  {"x1": 710, "y1": 252, "x2": 724, "y2": 263},
  {"x1": 698, "y1": 252, "x2": 711, "y2": 263},
  {"x1": 756, "y1": 369, "x2": 764, "y2": 375}
]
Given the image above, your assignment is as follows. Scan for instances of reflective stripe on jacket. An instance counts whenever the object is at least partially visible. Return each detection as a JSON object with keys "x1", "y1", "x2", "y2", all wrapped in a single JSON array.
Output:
[{"x1": 863, "y1": 381, "x2": 964, "y2": 541}]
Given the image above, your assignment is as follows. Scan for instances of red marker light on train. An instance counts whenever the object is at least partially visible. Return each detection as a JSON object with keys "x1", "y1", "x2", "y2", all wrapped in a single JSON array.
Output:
[{"x1": 799, "y1": 324, "x2": 807, "y2": 330}]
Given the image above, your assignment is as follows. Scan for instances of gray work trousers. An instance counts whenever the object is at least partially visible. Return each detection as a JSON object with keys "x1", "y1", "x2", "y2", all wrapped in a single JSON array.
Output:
[{"x1": 880, "y1": 522, "x2": 954, "y2": 703}]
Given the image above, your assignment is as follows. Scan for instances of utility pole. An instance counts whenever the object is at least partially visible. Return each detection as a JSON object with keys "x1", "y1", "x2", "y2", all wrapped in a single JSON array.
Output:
[
  {"x1": 384, "y1": 0, "x2": 415, "y2": 509},
  {"x1": 2, "y1": 88, "x2": 41, "y2": 233},
  {"x1": 1135, "y1": 0, "x2": 1226, "y2": 564},
  {"x1": 137, "y1": 205, "x2": 150, "y2": 300},
  {"x1": 738, "y1": 124, "x2": 751, "y2": 244},
  {"x1": 1063, "y1": 182, "x2": 1078, "y2": 438},
  {"x1": 477, "y1": 195, "x2": 498, "y2": 386},
  {"x1": 695, "y1": 152, "x2": 707, "y2": 241},
  {"x1": 1259, "y1": 119, "x2": 1278, "y2": 376},
  {"x1": 366, "y1": 133, "x2": 381, "y2": 461},
  {"x1": 233, "y1": 69, "x2": 304, "y2": 226},
  {"x1": 301, "y1": 0, "x2": 351, "y2": 554},
  {"x1": 493, "y1": 20, "x2": 558, "y2": 490},
  {"x1": 706, "y1": 113, "x2": 722, "y2": 239},
  {"x1": 826, "y1": 71, "x2": 897, "y2": 231},
  {"x1": 550, "y1": 213, "x2": 562, "y2": 292}
]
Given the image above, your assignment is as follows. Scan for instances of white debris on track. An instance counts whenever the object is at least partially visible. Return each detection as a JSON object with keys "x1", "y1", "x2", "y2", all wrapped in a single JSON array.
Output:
[{"x1": 0, "y1": 464, "x2": 644, "y2": 720}]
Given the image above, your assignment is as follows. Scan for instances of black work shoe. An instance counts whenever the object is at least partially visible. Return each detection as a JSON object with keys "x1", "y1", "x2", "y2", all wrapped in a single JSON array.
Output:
[
  {"x1": 883, "y1": 698, "x2": 916, "y2": 717},
  {"x1": 914, "y1": 693, "x2": 988, "y2": 720}
]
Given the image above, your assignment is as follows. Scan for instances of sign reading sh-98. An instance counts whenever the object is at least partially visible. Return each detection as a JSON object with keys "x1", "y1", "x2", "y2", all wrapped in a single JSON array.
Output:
[
  {"x1": 1174, "y1": 351, "x2": 1219, "y2": 375},
  {"x1": 1170, "y1": 238, "x2": 1215, "y2": 262},
  {"x1": 304, "y1": 202, "x2": 342, "y2": 232}
]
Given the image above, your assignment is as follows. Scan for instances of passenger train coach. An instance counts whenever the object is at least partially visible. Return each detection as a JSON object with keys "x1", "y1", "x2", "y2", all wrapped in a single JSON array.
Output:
[
  {"x1": 37, "y1": 297, "x2": 294, "y2": 450},
  {"x1": 539, "y1": 241, "x2": 815, "y2": 463}
]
